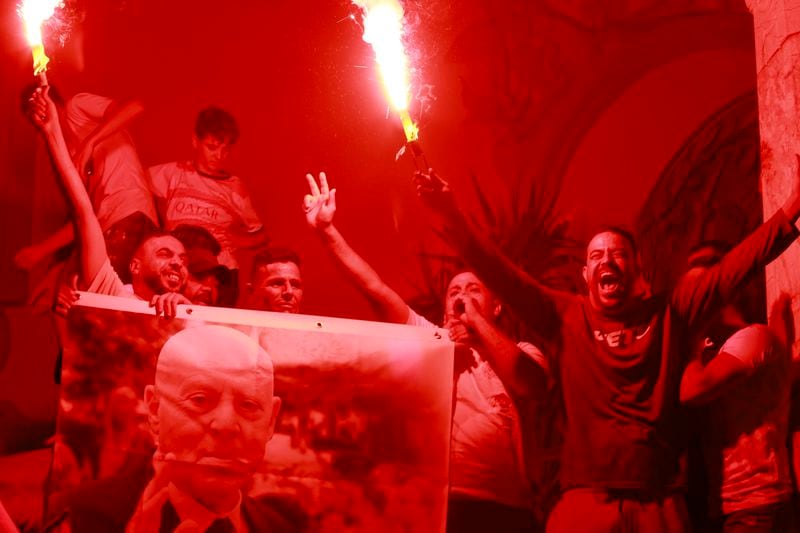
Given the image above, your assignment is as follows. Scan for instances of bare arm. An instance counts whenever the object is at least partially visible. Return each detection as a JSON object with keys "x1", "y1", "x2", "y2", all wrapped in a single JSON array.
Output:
[
  {"x1": 673, "y1": 211, "x2": 799, "y2": 326},
  {"x1": 415, "y1": 170, "x2": 569, "y2": 349},
  {"x1": 305, "y1": 172, "x2": 409, "y2": 324},
  {"x1": 674, "y1": 159, "x2": 800, "y2": 326},
  {"x1": 29, "y1": 88, "x2": 109, "y2": 288},
  {"x1": 73, "y1": 99, "x2": 144, "y2": 178},
  {"x1": 680, "y1": 325, "x2": 770, "y2": 405},
  {"x1": 455, "y1": 297, "x2": 550, "y2": 401},
  {"x1": 14, "y1": 223, "x2": 74, "y2": 270},
  {"x1": 680, "y1": 351, "x2": 750, "y2": 406}
]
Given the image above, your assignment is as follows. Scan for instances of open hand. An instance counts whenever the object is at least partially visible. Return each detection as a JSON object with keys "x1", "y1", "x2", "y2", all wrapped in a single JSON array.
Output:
[{"x1": 304, "y1": 172, "x2": 337, "y2": 230}]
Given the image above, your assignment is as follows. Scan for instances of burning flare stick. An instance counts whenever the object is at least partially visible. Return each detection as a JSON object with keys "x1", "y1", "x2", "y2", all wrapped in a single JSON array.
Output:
[
  {"x1": 18, "y1": 0, "x2": 62, "y2": 84},
  {"x1": 353, "y1": 0, "x2": 421, "y2": 148}
]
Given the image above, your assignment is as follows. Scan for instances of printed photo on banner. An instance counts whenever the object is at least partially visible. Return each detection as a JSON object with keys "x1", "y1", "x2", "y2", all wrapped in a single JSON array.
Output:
[{"x1": 42, "y1": 294, "x2": 452, "y2": 532}]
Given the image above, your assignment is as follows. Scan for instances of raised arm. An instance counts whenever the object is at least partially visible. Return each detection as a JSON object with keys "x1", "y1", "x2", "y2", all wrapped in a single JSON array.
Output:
[
  {"x1": 673, "y1": 190, "x2": 800, "y2": 326},
  {"x1": 29, "y1": 87, "x2": 109, "y2": 288},
  {"x1": 454, "y1": 296, "x2": 550, "y2": 401},
  {"x1": 14, "y1": 223, "x2": 74, "y2": 270},
  {"x1": 415, "y1": 169, "x2": 567, "y2": 346},
  {"x1": 72, "y1": 97, "x2": 144, "y2": 179},
  {"x1": 305, "y1": 172, "x2": 409, "y2": 324},
  {"x1": 675, "y1": 158, "x2": 800, "y2": 325}
]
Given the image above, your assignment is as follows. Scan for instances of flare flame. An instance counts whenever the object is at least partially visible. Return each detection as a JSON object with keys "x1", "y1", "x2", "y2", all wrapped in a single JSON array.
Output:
[
  {"x1": 18, "y1": 0, "x2": 62, "y2": 75},
  {"x1": 353, "y1": 0, "x2": 419, "y2": 142}
]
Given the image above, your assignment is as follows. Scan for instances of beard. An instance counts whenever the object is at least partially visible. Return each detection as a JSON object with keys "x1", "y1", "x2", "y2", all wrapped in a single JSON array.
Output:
[{"x1": 142, "y1": 268, "x2": 184, "y2": 294}]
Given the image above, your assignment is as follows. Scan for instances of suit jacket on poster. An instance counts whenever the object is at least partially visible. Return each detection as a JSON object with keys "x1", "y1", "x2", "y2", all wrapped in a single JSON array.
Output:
[{"x1": 55, "y1": 456, "x2": 308, "y2": 533}]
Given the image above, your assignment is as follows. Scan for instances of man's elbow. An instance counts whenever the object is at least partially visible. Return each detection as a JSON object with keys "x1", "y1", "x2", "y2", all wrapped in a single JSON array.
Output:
[
  {"x1": 124, "y1": 99, "x2": 145, "y2": 116},
  {"x1": 679, "y1": 387, "x2": 700, "y2": 406},
  {"x1": 679, "y1": 379, "x2": 708, "y2": 406}
]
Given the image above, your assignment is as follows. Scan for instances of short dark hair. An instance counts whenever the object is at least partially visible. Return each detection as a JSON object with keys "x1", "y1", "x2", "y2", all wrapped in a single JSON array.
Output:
[
  {"x1": 195, "y1": 106, "x2": 239, "y2": 144},
  {"x1": 170, "y1": 224, "x2": 221, "y2": 256},
  {"x1": 251, "y1": 246, "x2": 301, "y2": 280},
  {"x1": 133, "y1": 230, "x2": 180, "y2": 259},
  {"x1": 589, "y1": 225, "x2": 638, "y2": 257},
  {"x1": 687, "y1": 240, "x2": 731, "y2": 269}
]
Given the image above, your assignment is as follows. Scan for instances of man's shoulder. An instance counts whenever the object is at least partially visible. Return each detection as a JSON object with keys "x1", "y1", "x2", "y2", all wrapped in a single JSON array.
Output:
[
  {"x1": 721, "y1": 323, "x2": 782, "y2": 368},
  {"x1": 404, "y1": 306, "x2": 437, "y2": 328},
  {"x1": 66, "y1": 92, "x2": 103, "y2": 108},
  {"x1": 148, "y1": 160, "x2": 188, "y2": 175},
  {"x1": 65, "y1": 93, "x2": 112, "y2": 118},
  {"x1": 243, "y1": 493, "x2": 309, "y2": 533},
  {"x1": 85, "y1": 259, "x2": 135, "y2": 298}
]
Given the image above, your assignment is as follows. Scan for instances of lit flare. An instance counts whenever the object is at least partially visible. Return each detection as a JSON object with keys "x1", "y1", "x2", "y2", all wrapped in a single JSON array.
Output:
[
  {"x1": 354, "y1": 0, "x2": 419, "y2": 142},
  {"x1": 18, "y1": 0, "x2": 62, "y2": 76}
]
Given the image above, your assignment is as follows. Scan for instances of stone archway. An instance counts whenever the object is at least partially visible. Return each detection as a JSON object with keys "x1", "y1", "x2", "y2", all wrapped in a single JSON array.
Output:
[{"x1": 636, "y1": 92, "x2": 761, "y2": 296}]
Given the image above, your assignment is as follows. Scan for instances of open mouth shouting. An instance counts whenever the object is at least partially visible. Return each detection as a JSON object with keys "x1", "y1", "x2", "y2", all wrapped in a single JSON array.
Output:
[
  {"x1": 597, "y1": 268, "x2": 624, "y2": 299},
  {"x1": 162, "y1": 269, "x2": 185, "y2": 290}
]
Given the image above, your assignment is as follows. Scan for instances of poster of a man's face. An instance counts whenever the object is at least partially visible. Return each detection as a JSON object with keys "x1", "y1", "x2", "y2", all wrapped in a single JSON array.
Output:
[
  {"x1": 48, "y1": 296, "x2": 452, "y2": 533},
  {"x1": 143, "y1": 326, "x2": 281, "y2": 516}
]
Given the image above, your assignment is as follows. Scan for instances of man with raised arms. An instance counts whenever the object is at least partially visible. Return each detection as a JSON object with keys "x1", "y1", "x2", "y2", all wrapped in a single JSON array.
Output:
[
  {"x1": 304, "y1": 172, "x2": 545, "y2": 532},
  {"x1": 413, "y1": 167, "x2": 800, "y2": 532}
]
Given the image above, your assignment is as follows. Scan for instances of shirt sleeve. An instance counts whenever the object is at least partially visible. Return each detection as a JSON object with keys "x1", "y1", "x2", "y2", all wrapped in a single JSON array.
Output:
[
  {"x1": 405, "y1": 307, "x2": 437, "y2": 328},
  {"x1": 719, "y1": 324, "x2": 773, "y2": 371},
  {"x1": 86, "y1": 259, "x2": 129, "y2": 297},
  {"x1": 230, "y1": 179, "x2": 263, "y2": 233},
  {"x1": 517, "y1": 341, "x2": 550, "y2": 376},
  {"x1": 147, "y1": 163, "x2": 170, "y2": 199},
  {"x1": 66, "y1": 93, "x2": 113, "y2": 123}
]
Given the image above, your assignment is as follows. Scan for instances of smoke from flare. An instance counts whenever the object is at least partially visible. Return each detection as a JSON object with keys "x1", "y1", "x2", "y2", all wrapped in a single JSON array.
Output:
[
  {"x1": 353, "y1": 0, "x2": 418, "y2": 142},
  {"x1": 18, "y1": 0, "x2": 63, "y2": 74}
]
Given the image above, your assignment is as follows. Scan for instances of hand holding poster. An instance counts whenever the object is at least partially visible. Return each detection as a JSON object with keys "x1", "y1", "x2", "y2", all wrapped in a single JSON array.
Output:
[{"x1": 44, "y1": 293, "x2": 452, "y2": 532}]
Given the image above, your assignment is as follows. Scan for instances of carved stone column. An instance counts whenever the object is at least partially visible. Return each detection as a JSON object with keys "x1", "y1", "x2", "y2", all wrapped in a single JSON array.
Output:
[{"x1": 747, "y1": 0, "x2": 800, "y2": 348}]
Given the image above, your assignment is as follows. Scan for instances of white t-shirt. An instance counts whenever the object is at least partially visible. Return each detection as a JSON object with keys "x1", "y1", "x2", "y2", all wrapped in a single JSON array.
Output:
[
  {"x1": 406, "y1": 308, "x2": 537, "y2": 509},
  {"x1": 702, "y1": 324, "x2": 793, "y2": 514},
  {"x1": 85, "y1": 259, "x2": 136, "y2": 298},
  {"x1": 64, "y1": 93, "x2": 158, "y2": 231},
  {"x1": 148, "y1": 161, "x2": 263, "y2": 269}
]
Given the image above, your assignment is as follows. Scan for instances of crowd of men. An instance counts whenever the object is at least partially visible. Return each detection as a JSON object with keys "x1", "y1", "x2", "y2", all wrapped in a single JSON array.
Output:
[{"x1": 9, "y1": 82, "x2": 800, "y2": 532}]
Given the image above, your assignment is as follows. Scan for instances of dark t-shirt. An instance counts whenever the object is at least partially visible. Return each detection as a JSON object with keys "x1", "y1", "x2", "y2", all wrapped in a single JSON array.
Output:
[
  {"x1": 448, "y1": 209, "x2": 798, "y2": 493},
  {"x1": 556, "y1": 295, "x2": 686, "y2": 492}
]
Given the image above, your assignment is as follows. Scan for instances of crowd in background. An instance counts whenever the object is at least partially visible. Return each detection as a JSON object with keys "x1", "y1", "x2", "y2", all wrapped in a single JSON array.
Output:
[{"x1": 7, "y1": 81, "x2": 800, "y2": 533}]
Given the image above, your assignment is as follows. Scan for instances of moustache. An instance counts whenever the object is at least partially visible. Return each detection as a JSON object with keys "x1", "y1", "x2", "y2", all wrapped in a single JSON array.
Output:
[{"x1": 596, "y1": 263, "x2": 623, "y2": 278}]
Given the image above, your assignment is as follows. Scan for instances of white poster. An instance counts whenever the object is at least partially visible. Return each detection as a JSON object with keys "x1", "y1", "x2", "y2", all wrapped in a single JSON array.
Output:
[{"x1": 43, "y1": 293, "x2": 452, "y2": 533}]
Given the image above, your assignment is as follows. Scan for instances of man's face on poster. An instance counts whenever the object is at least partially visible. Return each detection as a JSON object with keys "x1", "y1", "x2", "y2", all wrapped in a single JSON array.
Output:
[{"x1": 145, "y1": 326, "x2": 281, "y2": 500}]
